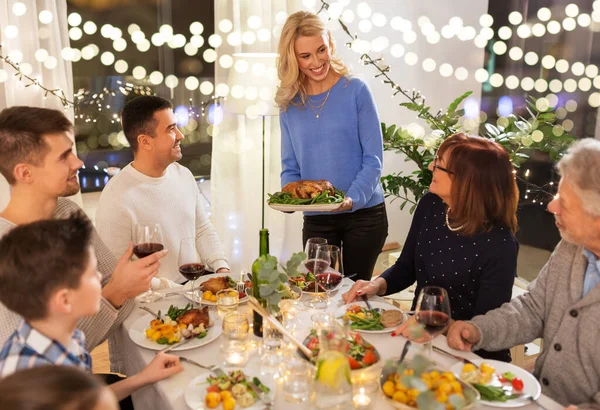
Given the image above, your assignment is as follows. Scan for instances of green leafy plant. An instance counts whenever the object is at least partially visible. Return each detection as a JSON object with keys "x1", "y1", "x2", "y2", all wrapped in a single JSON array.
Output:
[
  {"x1": 253, "y1": 251, "x2": 306, "y2": 313},
  {"x1": 380, "y1": 90, "x2": 575, "y2": 212}
]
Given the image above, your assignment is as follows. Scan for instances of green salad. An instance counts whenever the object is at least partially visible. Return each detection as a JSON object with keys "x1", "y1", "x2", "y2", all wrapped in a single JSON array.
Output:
[{"x1": 268, "y1": 189, "x2": 345, "y2": 205}]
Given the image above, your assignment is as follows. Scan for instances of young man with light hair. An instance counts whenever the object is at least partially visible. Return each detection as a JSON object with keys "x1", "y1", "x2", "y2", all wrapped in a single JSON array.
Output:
[
  {"x1": 96, "y1": 96, "x2": 229, "y2": 283},
  {"x1": 0, "y1": 106, "x2": 166, "y2": 370},
  {"x1": 447, "y1": 138, "x2": 600, "y2": 408}
]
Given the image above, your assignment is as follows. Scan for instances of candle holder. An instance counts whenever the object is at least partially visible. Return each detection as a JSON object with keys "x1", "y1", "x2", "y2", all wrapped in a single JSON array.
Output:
[{"x1": 352, "y1": 387, "x2": 372, "y2": 409}]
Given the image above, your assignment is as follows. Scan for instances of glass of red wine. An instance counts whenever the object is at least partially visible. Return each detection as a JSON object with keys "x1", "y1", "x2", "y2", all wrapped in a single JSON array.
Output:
[
  {"x1": 304, "y1": 242, "x2": 330, "y2": 310},
  {"x1": 414, "y1": 286, "x2": 451, "y2": 356},
  {"x1": 178, "y1": 237, "x2": 205, "y2": 307},
  {"x1": 133, "y1": 222, "x2": 165, "y2": 303},
  {"x1": 322, "y1": 245, "x2": 343, "y2": 305}
]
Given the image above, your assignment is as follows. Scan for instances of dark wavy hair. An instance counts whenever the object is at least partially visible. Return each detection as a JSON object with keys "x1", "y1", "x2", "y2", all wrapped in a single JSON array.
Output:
[{"x1": 437, "y1": 133, "x2": 519, "y2": 235}]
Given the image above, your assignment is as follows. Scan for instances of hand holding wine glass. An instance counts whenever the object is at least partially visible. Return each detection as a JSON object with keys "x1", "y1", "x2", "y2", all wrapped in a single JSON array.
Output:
[
  {"x1": 134, "y1": 222, "x2": 166, "y2": 303},
  {"x1": 178, "y1": 237, "x2": 205, "y2": 307},
  {"x1": 414, "y1": 286, "x2": 451, "y2": 356}
]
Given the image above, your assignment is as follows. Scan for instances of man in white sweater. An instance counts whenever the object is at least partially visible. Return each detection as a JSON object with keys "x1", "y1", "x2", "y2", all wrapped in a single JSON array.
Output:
[
  {"x1": 0, "y1": 106, "x2": 165, "y2": 372},
  {"x1": 96, "y1": 96, "x2": 229, "y2": 283}
]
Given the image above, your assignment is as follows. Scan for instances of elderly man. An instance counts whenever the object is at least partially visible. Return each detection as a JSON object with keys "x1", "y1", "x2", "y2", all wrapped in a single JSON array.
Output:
[{"x1": 447, "y1": 138, "x2": 600, "y2": 408}]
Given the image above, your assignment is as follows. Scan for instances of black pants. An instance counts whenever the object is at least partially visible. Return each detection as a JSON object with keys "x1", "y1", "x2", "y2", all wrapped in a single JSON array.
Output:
[{"x1": 303, "y1": 203, "x2": 388, "y2": 282}]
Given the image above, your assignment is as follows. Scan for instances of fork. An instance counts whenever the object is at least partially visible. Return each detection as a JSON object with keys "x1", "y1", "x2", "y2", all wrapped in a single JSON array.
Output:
[{"x1": 138, "y1": 306, "x2": 162, "y2": 319}]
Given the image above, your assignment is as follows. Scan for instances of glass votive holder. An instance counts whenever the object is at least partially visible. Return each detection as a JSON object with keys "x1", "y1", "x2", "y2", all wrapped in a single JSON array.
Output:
[
  {"x1": 280, "y1": 357, "x2": 314, "y2": 403},
  {"x1": 222, "y1": 312, "x2": 249, "y2": 340},
  {"x1": 352, "y1": 387, "x2": 372, "y2": 409},
  {"x1": 220, "y1": 340, "x2": 249, "y2": 366},
  {"x1": 216, "y1": 288, "x2": 239, "y2": 318}
]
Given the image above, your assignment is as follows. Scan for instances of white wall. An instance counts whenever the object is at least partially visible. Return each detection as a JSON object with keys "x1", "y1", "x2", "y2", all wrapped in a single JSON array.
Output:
[{"x1": 332, "y1": 0, "x2": 489, "y2": 244}]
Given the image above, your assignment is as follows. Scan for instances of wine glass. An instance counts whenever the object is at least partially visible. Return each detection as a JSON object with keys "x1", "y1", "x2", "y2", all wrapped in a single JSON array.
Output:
[
  {"x1": 321, "y1": 245, "x2": 342, "y2": 305},
  {"x1": 304, "y1": 244, "x2": 331, "y2": 310},
  {"x1": 134, "y1": 222, "x2": 165, "y2": 303},
  {"x1": 414, "y1": 286, "x2": 451, "y2": 356},
  {"x1": 178, "y1": 237, "x2": 206, "y2": 307}
]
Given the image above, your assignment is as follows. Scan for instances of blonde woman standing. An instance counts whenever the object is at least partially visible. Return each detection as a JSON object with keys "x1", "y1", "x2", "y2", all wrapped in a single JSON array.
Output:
[{"x1": 277, "y1": 11, "x2": 387, "y2": 281}]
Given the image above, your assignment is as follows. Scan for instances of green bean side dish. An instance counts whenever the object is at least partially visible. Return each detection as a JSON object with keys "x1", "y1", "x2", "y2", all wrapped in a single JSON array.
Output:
[{"x1": 268, "y1": 189, "x2": 345, "y2": 205}]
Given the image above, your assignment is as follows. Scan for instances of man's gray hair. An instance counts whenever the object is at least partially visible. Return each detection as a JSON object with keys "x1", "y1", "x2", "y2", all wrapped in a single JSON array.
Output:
[{"x1": 557, "y1": 138, "x2": 600, "y2": 217}]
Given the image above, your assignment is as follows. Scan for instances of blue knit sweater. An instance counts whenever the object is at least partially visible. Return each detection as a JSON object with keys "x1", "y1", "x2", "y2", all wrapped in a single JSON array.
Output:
[{"x1": 280, "y1": 76, "x2": 385, "y2": 215}]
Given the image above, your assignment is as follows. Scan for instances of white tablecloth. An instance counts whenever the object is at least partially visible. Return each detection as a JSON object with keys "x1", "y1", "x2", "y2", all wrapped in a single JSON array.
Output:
[{"x1": 118, "y1": 278, "x2": 562, "y2": 410}]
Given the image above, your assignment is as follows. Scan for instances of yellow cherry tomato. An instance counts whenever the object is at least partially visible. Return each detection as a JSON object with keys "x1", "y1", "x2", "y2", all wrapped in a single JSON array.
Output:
[
  {"x1": 392, "y1": 391, "x2": 408, "y2": 404},
  {"x1": 462, "y1": 363, "x2": 477, "y2": 373},
  {"x1": 220, "y1": 390, "x2": 233, "y2": 401},
  {"x1": 205, "y1": 392, "x2": 221, "y2": 408},
  {"x1": 382, "y1": 381, "x2": 395, "y2": 397},
  {"x1": 222, "y1": 397, "x2": 236, "y2": 410},
  {"x1": 480, "y1": 363, "x2": 495, "y2": 374}
]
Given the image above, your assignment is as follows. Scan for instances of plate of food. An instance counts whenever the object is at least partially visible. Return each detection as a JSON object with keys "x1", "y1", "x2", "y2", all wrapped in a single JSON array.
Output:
[
  {"x1": 288, "y1": 268, "x2": 344, "y2": 294},
  {"x1": 298, "y1": 329, "x2": 381, "y2": 376},
  {"x1": 183, "y1": 273, "x2": 250, "y2": 305},
  {"x1": 450, "y1": 359, "x2": 541, "y2": 407},
  {"x1": 381, "y1": 356, "x2": 479, "y2": 409},
  {"x1": 128, "y1": 304, "x2": 222, "y2": 351},
  {"x1": 336, "y1": 300, "x2": 406, "y2": 333},
  {"x1": 267, "y1": 180, "x2": 345, "y2": 212},
  {"x1": 184, "y1": 368, "x2": 273, "y2": 410}
]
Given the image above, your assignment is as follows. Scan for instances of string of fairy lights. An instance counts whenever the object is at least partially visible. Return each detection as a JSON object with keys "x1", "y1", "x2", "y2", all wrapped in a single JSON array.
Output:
[{"x1": 0, "y1": 0, "x2": 594, "y2": 203}]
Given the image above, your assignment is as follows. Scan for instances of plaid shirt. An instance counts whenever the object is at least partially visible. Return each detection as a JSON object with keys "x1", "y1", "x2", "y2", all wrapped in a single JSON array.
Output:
[{"x1": 0, "y1": 319, "x2": 92, "y2": 377}]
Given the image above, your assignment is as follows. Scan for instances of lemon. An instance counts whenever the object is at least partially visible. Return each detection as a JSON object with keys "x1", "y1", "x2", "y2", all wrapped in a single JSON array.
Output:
[{"x1": 315, "y1": 351, "x2": 350, "y2": 389}]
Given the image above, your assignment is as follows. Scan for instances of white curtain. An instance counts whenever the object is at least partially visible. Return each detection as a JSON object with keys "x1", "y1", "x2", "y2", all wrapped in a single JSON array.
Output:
[
  {"x1": 0, "y1": 0, "x2": 80, "y2": 211},
  {"x1": 212, "y1": 0, "x2": 304, "y2": 273}
]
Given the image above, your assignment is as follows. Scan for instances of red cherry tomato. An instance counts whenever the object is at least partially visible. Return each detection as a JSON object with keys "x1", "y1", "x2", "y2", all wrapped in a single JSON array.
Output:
[
  {"x1": 348, "y1": 356, "x2": 361, "y2": 370},
  {"x1": 362, "y1": 350, "x2": 377, "y2": 366},
  {"x1": 206, "y1": 385, "x2": 220, "y2": 393},
  {"x1": 512, "y1": 378, "x2": 524, "y2": 391}
]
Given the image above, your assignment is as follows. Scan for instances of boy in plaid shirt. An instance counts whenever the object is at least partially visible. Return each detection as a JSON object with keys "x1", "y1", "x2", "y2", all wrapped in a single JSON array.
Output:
[{"x1": 0, "y1": 213, "x2": 183, "y2": 401}]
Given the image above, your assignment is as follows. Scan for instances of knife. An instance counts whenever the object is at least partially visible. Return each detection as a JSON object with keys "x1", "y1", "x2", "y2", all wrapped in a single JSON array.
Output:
[
  {"x1": 158, "y1": 335, "x2": 195, "y2": 354},
  {"x1": 432, "y1": 345, "x2": 478, "y2": 367}
]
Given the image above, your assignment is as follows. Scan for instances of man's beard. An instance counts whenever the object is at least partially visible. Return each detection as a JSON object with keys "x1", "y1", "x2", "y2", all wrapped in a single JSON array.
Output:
[{"x1": 60, "y1": 181, "x2": 80, "y2": 197}]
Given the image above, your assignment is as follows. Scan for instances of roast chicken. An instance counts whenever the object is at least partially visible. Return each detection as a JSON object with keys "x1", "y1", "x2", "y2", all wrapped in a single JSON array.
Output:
[
  {"x1": 282, "y1": 180, "x2": 335, "y2": 199},
  {"x1": 199, "y1": 276, "x2": 230, "y2": 294},
  {"x1": 177, "y1": 306, "x2": 210, "y2": 328}
]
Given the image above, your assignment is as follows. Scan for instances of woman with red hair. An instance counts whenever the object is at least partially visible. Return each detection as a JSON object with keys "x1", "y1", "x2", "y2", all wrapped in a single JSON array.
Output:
[{"x1": 343, "y1": 133, "x2": 519, "y2": 362}]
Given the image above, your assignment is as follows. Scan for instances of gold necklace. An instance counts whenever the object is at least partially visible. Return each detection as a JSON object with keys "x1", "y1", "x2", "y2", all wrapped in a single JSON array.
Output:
[
  {"x1": 445, "y1": 207, "x2": 466, "y2": 232},
  {"x1": 306, "y1": 88, "x2": 332, "y2": 119}
]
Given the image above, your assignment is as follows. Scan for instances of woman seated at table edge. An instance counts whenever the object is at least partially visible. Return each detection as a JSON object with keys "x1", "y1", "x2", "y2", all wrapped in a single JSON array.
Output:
[{"x1": 343, "y1": 133, "x2": 519, "y2": 362}]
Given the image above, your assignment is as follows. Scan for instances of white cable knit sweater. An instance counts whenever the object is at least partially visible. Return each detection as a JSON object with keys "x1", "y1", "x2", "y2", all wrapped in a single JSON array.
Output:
[{"x1": 95, "y1": 162, "x2": 229, "y2": 283}]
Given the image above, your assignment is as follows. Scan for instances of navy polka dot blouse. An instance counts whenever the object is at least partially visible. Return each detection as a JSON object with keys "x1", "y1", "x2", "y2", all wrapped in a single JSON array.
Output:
[{"x1": 380, "y1": 193, "x2": 518, "y2": 361}]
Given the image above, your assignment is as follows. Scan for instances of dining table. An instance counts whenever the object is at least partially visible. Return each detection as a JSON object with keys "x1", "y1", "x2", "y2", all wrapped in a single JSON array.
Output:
[{"x1": 118, "y1": 277, "x2": 563, "y2": 410}]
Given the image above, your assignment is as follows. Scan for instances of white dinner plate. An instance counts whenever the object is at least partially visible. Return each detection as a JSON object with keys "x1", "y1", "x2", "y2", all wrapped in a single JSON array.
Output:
[
  {"x1": 128, "y1": 312, "x2": 222, "y2": 352},
  {"x1": 450, "y1": 359, "x2": 541, "y2": 407},
  {"x1": 335, "y1": 300, "x2": 406, "y2": 334},
  {"x1": 182, "y1": 273, "x2": 249, "y2": 306},
  {"x1": 268, "y1": 203, "x2": 341, "y2": 212},
  {"x1": 184, "y1": 367, "x2": 274, "y2": 410}
]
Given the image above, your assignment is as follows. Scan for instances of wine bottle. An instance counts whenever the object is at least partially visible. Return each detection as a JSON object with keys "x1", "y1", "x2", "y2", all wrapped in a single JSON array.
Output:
[{"x1": 251, "y1": 228, "x2": 269, "y2": 337}]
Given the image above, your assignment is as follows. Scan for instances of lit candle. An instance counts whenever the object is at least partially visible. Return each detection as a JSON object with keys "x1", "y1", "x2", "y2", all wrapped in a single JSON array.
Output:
[
  {"x1": 352, "y1": 387, "x2": 371, "y2": 409},
  {"x1": 228, "y1": 351, "x2": 245, "y2": 365}
]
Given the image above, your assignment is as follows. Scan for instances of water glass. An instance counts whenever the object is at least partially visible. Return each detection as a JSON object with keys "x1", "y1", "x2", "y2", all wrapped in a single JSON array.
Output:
[
  {"x1": 216, "y1": 288, "x2": 239, "y2": 318},
  {"x1": 281, "y1": 357, "x2": 314, "y2": 403},
  {"x1": 261, "y1": 315, "x2": 284, "y2": 368}
]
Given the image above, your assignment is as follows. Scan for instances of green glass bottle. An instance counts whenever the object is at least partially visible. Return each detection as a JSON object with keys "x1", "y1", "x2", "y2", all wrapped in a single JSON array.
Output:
[{"x1": 251, "y1": 228, "x2": 269, "y2": 337}]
